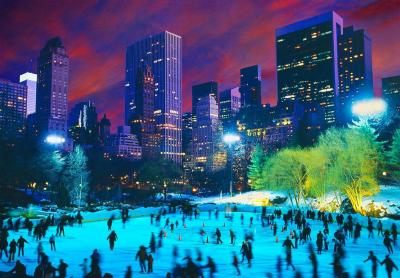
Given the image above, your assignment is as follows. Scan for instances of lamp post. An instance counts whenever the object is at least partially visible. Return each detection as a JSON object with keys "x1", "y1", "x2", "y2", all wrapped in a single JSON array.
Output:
[{"x1": 223, "y1": 133, "x2": 240, "y2": 197}]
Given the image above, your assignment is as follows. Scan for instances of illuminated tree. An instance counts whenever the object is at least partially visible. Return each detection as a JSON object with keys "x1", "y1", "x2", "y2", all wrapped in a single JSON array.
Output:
[
  {"x1": 387, "y1": 129, "x2": 400, "y2": 184},
  {"x1": 248, "y1": 145, "x2": 265, "y2": 190}
]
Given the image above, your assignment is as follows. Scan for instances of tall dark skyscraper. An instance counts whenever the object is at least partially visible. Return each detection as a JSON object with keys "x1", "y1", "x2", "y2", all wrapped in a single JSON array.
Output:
[
  {"x1": 338, "y1": 26, "x2": 373, "y2": 124},
  {"x1": 239, "y1": 65, "x2": 261, "y2": 109},
  {"x1": 219, "y1": 87, "x2": 241, "y2": 131},
  {"x1": 382, "y1": 75, "x2": 400, "y2": 114},
  {"x1": 130, "y1": 66, "x2": 158, "y2": 159},
  {"x1": 182, "y1": 112, "x2": 193, "y2": 155},
  {"x1": 126, "y1": 31, "x2": 182, "y2": 163},
  {"x1": 36, "y1": 37, "x2": 69, "y2": 139},
  {"x1": 192, "y1": 81, "x2": 218, "y2": 123},
  {"x1": 99, "y1": 113, "x2": 111, "y2": 146},
  {"x1": 276, "y1": 11, "x2": 343, "y2": 125},
  {"x1": 0, "y1": 79, "x2": 27, "y2": 141}
]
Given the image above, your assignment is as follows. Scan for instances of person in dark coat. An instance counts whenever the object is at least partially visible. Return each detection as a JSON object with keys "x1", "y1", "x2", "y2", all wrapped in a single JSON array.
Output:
[
  {"x1": 381, "y1": 255, "x2": 398, "y2": 278},
  {"x1": 17, "y1": 235, "x2": 28, "y2": 256},
  {"x1": 135, "y1": 245, "x2": 148, "y2": 273},
  {"x1": 148, "y1": 253, "x2": 154, "y2": 273},
  {"x1": 58, "y1": 259, "x2": 68, "y2": 278},
  {"x1": 282, "y1": 236, "x2": 295, "y2": 271},
  {"x1": 8, "y1": 260, "x2": 26, "y2": 277},
  {"x1": 215, "y1": 228, "x2": 223, "y2": 244},
  {"x1": 363, "y1": 251, "x2": 379, "y2": 278},
  {"x1": 8, "y1": 239, "x2": 17, "y2": 262},
  {"x1": 107, "y1": 230, "x2": 118, "y2": 250}
]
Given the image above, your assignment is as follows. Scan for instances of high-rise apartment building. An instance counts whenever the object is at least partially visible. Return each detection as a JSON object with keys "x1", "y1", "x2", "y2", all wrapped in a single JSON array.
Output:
[
  {"x1": 382, "y1": 75, "x2": 400, "y2": 114},
  {"x1": 338, "y1": 26, "x2": 373, "y2": 124},
  {"x1": 19, "y1": 72, "x2": 37, "y2": 116},
  {"x1": 219, "y1": 87, "x2": 241, "y2": 131},
  {"x1": 126, "y1": 31, "x2": 182, "y2": 163},
  {"x1": 276, "y1": 11, "x2": 343, "y2": 125},
  {"x1": 107, "y1": 126, "x2": 142, "y2": 160},
  {"x1": 240, "y1": 65, "x2": 261, "y2": 109},
  {"x1": 192, "y1": 81, "x2": 218, "y2": 123},
  {"x1": 0, "y1": 79, "x2": 27, "y2": 141},
  {"x1": 36, "y1": 37, "x2": 69, "y2": 139}
]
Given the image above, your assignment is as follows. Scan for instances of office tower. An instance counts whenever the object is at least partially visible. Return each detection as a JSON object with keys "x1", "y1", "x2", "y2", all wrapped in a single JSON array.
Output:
[
  {"x1": 276, "y1": 11, "x2": 343, "y2": 125},
  {"x1": 192, "y1": 81, "x2": 218, "y2": 123},
  {"x1": 192, "y1": 95, "x2": 220, "y2": 171},
  {"x1": 19, "y1": 72, "x2": 37, "y2": 116},
  {"x1": 182, "y1": 112, "x2": 193, "y2": 154},
  {"x1": 99, "y1": 113, "x2": 111, "y2": 146},
  {"x1": 240, "y1": 65, "x2": 261, "y2": 109},
  {"x1": 219, "y1": 87, "x2": 241, "y2": 131},
  {"x1": 107, "y1": 126, "x2": 142, "y2": 160},
  {"x1": 126, "y1": 31, "x2": 182, "y2": 163},
  {"x1": 130, "y1": 66, "x2": 158, "y2": 159},
  {"x1": 382, "y1": 75, "x2": 400, "y2": 114},
  {"x1": 68, "y1": 101, "x2": 98, "y2": 145},
  {"x1": 36, "y1": 37, "x2": 69, "y2": 139},
  {"x1": 0, "y1": 79, "x2": 27, "y2": 141},
  {"x1": 338, "y1": 26, "x2": 373, "y2": 124}
]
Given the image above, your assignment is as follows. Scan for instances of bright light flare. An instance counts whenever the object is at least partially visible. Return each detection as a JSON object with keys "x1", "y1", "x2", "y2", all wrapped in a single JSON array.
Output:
[
  {"x1": 223, "y1": 133, "x2": 240, "y2": 144},
  {"x1": 352, "y1": 98, "x2": 387, "y2": 117},
  {"x1": 45, "y1": 135, "x2": 65, "y2": 145}
]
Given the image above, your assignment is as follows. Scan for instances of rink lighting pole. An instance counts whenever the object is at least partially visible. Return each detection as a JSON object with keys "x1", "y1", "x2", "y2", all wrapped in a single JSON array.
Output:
[{"x1": 223, "y1": 133, "x2": 240, "y2": 197}]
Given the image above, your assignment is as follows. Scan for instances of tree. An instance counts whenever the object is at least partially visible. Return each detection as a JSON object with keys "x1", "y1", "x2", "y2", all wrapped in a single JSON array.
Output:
[
  {"x1": 387, "y1": 128, "x2": 400, "y2": 184},
  {"x1": 248, "y1": 145, "x2": 265, "y2": 190},
  {"x1": 63, "y1": 146, "x2": 90, "y2": 207}
]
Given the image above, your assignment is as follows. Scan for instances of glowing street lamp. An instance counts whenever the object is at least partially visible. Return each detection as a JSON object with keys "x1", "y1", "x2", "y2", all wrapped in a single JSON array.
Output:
[
  {"x1": 352, "y1": 98, "x2": 387, "y2": 118},
  {"x1": 45, "y1": 135, "x2": 66, "y2": 145},
  {"x1": 223, "y1": 133, "x2": 240, "y2": 197}
]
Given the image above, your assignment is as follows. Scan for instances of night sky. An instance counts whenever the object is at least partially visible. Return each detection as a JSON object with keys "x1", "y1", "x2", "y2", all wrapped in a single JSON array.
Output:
[{"x1": 0, "y1": 0, "x2": 399, "y2": 129}]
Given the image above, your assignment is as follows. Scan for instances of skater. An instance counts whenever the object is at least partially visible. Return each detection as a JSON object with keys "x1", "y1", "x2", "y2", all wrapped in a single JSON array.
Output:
[
  {"x1": 367, "y1": 217, "x2": 374, "y2": 238},
  {"x1": 148, "y1": 253, "x2": 154, "y2": 273},
  {"x1": 316, "y1": 231, "x2": 323, "y2": 254},
  {"x1": 230, "y1": 229, "x2": 236, "y2": 245},
  {"x1": 17, "y1": 236, "x2": 28, "y2": 256},
  {"x1": 282, "y1": 236, "x2": 295, "y2": 271},
  {"x1": 353, "y1": 223, "x2": 362, "y2": 243},
  {"x1": 125, "y1": 266, "x2": 132, "y2": 278},
  {"x1": 216, "y1": 228, "x2": 223, "y2": 244},
  {"x1": 308, "y1": 245, "x2": 318, "y2": 278},
  {"x1": 149, "y1": 232, "x2": 156, "y2": 253},
  {"x1": 232, "y1": 252, "x2": 241, "y2": 276},
  {"x1": 37, "y1": 242, "x2": 43, "y2": 264},
  {"x1": 107, "y1": 230, "x2": 118, "y2": 250},
  {"x1": 363, "y1": 251, "x2": 379, "y2": 278},
  {"x1": 76, "y1": 211, "x2": 83, "y2": 226},
  {"x1": 8, "y1": 239, "x2": 17, "y2": 262},
  {"x1": 107, "y1": 216, "x2": 113, "y2": 231},
  {"x1": 378, "y1": 220, "x2": 383, "y2": 236},
  {"x1": 383, "y1": 234, "x2": 394, "y2": 254},
  {"x1": 381, "y1": 255, "x2": 398, "y2": 278},
  {"x1": 8, "y1": 260, "x2": 26, "y2": 276},
  {"x1": 135, "y1": 245, "x2": 148, "y2": 273},
  {"x1": 49, "y1": 234, "x2": 56, "y2": 251},
  {"x1": 80, "y1": 258, "x2": 88, "y2": 277},
  {"x1": 58, "y1": 259, "x2": 68, "y2": 278}
]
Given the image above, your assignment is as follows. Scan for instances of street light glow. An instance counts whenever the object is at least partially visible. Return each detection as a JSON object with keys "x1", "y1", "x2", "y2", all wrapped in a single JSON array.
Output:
[
  {"x1": 352, "y1": 98, "x2": 387, "y2": 118},
  {"x1": 45, "y1": 135, "x2": 66, "y2": 145},
  {"x1": 223, "y1": 133, "x2": 240, "y2": 144}
]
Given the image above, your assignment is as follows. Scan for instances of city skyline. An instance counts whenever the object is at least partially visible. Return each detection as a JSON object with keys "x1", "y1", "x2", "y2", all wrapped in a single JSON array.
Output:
[{"x1": 0, "y1": 1, "x2": 399, "y2": 130}]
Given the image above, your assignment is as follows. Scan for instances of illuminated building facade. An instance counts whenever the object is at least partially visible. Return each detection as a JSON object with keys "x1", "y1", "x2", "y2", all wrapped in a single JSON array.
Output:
[
  {"x1": 0, "y1": 79, "x2": 27, "y2": 141},
  {"x1": 276, "y1": 11, "x2": 343, "y2": 125},
  {"x1": 219, "y1": 87, "x2": 241, "y2": 131},
  {"x1": 19, "y1": 72, "x2": 37, "y2": 116},
  {"x1": 192, "y1": 95, "x2": 220, "y2": 171},
  {"x1": 68, "y1": 101, "x2": 98, "y2": 145},
  {"x1": 36, "y1": 37, "x2": 69, "y2": 139},
  {"x1": 192, "y1": 81, "x2": 218, "y2": 124},
  {"x1": 107, "y1": 126, "x2": 142, "y2": 160},
  {"x1": 338, "y1": 26, "x2": 373, "y2": 124},
  {"x1": 130, "y1": 66, "x2": 158, "y2": 159},
  {"x1": 240, "y1": 65, "x2": 261, "y2": 109},
  {"x1": 126, "y1": 31, "x2": 182, "y2": 163},
  {"x1": 382, "y1": 75, "x2": 400, "y2": 114}
]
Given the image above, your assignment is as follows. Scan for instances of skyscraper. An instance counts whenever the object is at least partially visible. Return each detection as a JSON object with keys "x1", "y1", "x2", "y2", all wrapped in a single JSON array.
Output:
[
  {"x1": 192, "y1": 81, "x2": 218, "y2": 123},
  {"x1": 36, "y1": 37, "x2": 69, "y2": 139},
  {"x1": 19, "y1": 72, "x2": 37, "y2": 116},
  {"x1": 107, "y1": 126, "x2": 142, "y2": 160},
  {"x1": 0, "y1": 79, "x2": 27, "y2": 141},
  {"x1": 276, "y1": 11, "x2": 343, "y2": 125},
  {"x1": 239, "y1": 65, "x2": 261, "y2": 109},
  {"x1": 126, "y1": 31, "x2": 182, "y2": 163},
  {"x1": 129, "y1": 65, "x2": 158, "y2": 159},
  {"x1": 338, "y1": 26, "x2": 373, "y2": 124},
  {"x1": 182, "y1": 112, "x2": 193, "y2": 155},
  {"x1": 219, "y1": 87, "x2": 241, "y2": 131},
  {"x1": 382, "y1": 75, "x2": 400, "y2": 114},
  {"x1": 99, "y1": 113, "x2": 111, "y2": 146},
  {"x1": 192, "y1": 95, "x2": 220, "y2": 171}
]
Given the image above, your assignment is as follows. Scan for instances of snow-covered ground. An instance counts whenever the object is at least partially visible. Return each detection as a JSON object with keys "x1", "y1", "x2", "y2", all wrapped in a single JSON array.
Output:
[{"x1": 1, "y1": 206, "x2": 400, "y2": 277}]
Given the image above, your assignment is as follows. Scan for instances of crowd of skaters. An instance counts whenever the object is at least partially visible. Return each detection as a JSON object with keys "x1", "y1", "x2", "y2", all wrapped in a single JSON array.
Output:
[{"x1": 0, "y1": 203, "x2": 399, "y2": 277}]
